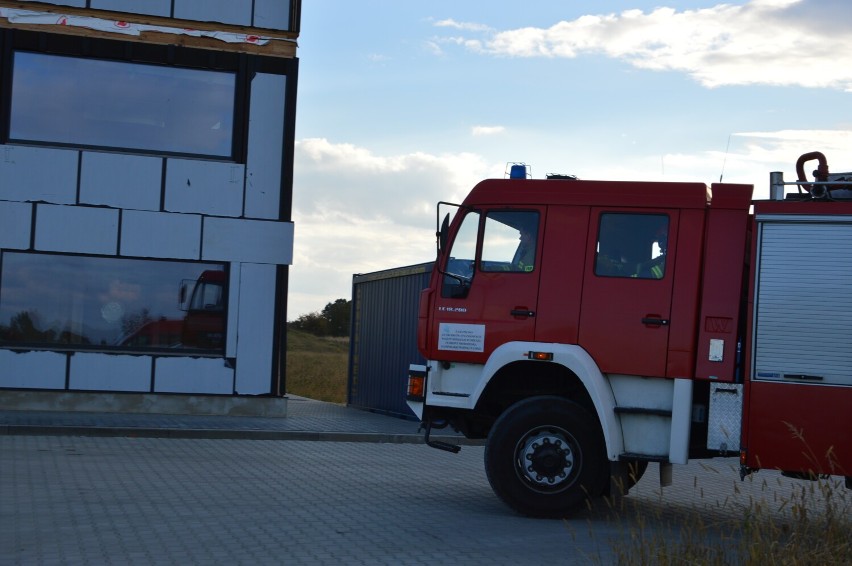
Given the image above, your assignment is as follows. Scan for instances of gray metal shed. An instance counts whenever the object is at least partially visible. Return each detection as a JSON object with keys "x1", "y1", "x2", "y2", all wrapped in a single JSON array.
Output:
[{"x1": 348, "y1": 262, "x2": 433, "y2": 418}]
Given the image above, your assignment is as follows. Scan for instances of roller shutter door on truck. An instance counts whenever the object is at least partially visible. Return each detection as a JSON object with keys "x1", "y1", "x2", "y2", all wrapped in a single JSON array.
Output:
[{"x1": 753, "y1": 216, "x2": 852, "y2": 387}]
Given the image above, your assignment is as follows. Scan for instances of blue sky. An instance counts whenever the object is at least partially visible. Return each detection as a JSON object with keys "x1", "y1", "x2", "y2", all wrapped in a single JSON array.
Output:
[{"x1": 289, "y1": 0, "x2": 851, "y2": 318}]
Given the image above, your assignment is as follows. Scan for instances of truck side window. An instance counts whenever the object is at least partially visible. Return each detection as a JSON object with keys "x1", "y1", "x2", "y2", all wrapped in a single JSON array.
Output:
[
  {"x1": 442, "y1": 211, "x2": 480, "y2": 298},
  {"x1": 595, "y1": 213, "x2": 669, "y2": 279},
  {"x1": 481, "y1": 211, "x2": 539, "y2": 273}
]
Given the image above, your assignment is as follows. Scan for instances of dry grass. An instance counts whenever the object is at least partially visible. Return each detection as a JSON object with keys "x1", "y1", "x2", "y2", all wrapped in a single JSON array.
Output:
[
  {"x1": 285, "y1": 329, "x2": 349, "y2": 404},
  {"x1": 604, "y1": 461, "x2": 851, "y2": 565}
]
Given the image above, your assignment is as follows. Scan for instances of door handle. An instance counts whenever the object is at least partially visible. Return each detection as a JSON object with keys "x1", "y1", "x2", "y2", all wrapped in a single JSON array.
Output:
[
  {"x1": 641, "y1": 317, "x2": 669, "y2": 326},
  {"x1": 510, "y1": 309, "x2": 536, "y2": 318}
]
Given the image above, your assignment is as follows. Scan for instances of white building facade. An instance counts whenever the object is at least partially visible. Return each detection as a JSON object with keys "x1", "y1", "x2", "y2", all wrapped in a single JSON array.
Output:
[{"x1": 0, "y1": 0, "x2": 300, "y2": 404}]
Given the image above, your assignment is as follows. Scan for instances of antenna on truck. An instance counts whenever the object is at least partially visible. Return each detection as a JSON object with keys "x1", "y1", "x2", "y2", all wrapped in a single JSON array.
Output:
[{"x1": 719, "y1": 134, "x2": 732, "y2": 183}]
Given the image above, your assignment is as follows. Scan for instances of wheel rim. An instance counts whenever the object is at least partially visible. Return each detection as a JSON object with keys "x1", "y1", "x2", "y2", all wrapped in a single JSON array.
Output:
[{"x1": 514, "y1": 425, "x2": 580, "y2": 493}]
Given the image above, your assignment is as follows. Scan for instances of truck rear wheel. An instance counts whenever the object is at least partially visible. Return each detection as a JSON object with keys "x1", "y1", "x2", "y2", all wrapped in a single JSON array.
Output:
[{"x1": 484, "y1": 396, "x2": 607, "y2": 517}]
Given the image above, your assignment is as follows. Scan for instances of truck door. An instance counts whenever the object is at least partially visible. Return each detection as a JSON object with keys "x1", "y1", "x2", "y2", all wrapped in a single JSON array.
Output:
[
  {"x1": 431, "y1": 208, "x2": 544, "y2": 364},
  {"x1": 579, "y1": 209, "x2": 679, "y2": 377}
]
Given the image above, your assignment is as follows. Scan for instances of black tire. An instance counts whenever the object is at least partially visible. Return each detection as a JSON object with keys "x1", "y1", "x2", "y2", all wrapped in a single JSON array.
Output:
[{"x1": 484, "y1": 396, "x2": 608, "y2": 517}]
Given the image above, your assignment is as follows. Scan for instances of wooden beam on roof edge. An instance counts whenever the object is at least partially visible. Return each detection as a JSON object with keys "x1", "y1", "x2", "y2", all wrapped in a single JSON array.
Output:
[{"x1": 0, "y1": 0, "x2": 298, "y2": 58}]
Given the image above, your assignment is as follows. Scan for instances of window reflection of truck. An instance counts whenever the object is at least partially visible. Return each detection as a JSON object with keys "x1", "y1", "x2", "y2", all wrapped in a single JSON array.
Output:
[{"x1": 179, "y1": 270, "x2": 225, "y2": 349}]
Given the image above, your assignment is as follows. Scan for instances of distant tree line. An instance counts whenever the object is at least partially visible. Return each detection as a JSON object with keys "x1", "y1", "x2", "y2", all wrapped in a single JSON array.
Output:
[{"x1": 289, "y1": 298, "x2": 351, "y2": 337}]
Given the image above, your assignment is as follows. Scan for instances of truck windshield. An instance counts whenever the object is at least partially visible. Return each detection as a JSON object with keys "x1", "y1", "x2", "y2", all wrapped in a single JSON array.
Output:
[
  {"x1": 442, "y1": 210, "x2": 479, "y2": 298},
  {"x1": 482, "y1": 211, "x2": 539, "y2": 273}
]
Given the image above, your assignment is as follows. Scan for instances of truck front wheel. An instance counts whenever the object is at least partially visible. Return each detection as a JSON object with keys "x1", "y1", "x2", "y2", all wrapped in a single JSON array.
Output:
[{"x1": 484, "y1": 396, "x2": 607, "y2": 517}]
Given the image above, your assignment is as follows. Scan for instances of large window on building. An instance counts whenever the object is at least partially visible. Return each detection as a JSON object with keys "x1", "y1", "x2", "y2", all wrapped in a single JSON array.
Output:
[
  {"x1": 0, "y1": 253, "x2": 227, "y2": 353},
  {"x1": 9, "y1": 52, "x2": 236, "y2": 158}
]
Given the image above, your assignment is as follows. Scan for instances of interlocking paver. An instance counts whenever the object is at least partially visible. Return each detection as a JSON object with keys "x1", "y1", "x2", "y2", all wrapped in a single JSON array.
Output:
[{"x1": 0, "y1": 397, "x2": 837, "y2": 565}]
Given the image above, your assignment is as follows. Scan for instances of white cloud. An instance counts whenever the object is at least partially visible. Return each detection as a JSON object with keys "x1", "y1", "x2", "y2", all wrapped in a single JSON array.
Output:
[
  {"x1": 598, "y1": 129, "x2": 852, "y2": 192},
  {"x1": 441, "y1": 1, "x2": 852, "y2": 90},
  {"x1": 472, "y1": 125, "x2": 505, "y2": 136},
  {"x1": 288, "y1": 130, "x2": 850, "y2": 318},
  {"x1": 289, "y1": 138, "x2": 493, "y2": 318},
  {"x1": 433, "y1": 18, "x2": 493, "y2": 32}
]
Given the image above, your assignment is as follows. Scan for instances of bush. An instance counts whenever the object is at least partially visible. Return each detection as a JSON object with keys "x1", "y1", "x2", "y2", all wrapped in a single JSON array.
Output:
[{"x1": 289, "y1": 298, "x2": 351, "y2": 337}]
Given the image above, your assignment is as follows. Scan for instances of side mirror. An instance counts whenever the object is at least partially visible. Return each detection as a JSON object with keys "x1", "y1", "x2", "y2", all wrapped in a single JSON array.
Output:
[
  {"x1": 178, "y1": 280, "x2": 190, "y2": 311},
  {"x1": 438, "y1": 213, "x2": 450, "y2": 255}
]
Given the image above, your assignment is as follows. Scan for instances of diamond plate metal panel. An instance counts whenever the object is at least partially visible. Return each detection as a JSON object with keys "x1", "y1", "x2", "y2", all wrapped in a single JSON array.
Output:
[{"x1": 707, "y1": 383, "x2": 742, "y2": 452}]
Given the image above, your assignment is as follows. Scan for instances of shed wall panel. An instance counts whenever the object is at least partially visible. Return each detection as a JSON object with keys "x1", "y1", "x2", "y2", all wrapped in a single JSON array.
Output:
[
  {"x1": 173, "y1": 0, "x2": 252, "y2": 26},
  {"x1": 234, "y1": 262, "x2": 275, "y2": 394},
  {"x1": 80, "y1": 152, "x2": 162, "y2": 211},
  {"x1": 245, "y1": 73, "x2": 286, "y2": 220},
  {"x1": 120, "y1": 210, "x2": 201, "y2": 259},
  {"x1": 0, "y1": 146, "x2": 78, "y2": 205},
  {"x1": 349, "y1": 263, "x2": 433, "y2": 417},
  {"x1": 0, "y1": 350, "x2": 67, "y2": 389},
  {"x1": 69, "y1": 353, "x2": 152, "y2": 391},
  {"x1": 164, "y1": 159, "x2": 244, "y2": 217},
  {"x1": 35, "y1": 204, "x2": 118, "y2": 255},
  {"x1": 202, "y1": 217, "x2": 293, "y2": 264},
  {"x1": 0, "y1": 201, "x2": 33, "y2": 250},
  {"x1": 89, "y1": 0, "x2": 171, "y2": 16},
  {"x1": 154, "y1": 357, "x2": 234, "y2": 394}
]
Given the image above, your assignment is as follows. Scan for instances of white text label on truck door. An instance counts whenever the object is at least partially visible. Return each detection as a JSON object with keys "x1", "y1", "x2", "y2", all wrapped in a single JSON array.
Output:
[{"x1": 438, "y1": 323, "x2": 485, "y2": 352}]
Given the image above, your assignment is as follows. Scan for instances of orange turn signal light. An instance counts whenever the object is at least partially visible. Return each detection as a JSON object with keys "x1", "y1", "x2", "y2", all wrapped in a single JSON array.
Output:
[
  {"x1": 528, "y1": 351, "x2": 554, "y2": 361},
  {"x1": 407, "y1": 373, "x2": 426, "y2": 400}
]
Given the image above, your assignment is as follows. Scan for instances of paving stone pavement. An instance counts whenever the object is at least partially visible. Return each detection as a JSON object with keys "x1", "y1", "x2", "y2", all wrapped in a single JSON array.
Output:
[
  {"x1": 0, "y1": 397, "x2": 836, "y2": 565},
  {"x1": 0, "y1": 396, "x2": 435, "y2": 442}
]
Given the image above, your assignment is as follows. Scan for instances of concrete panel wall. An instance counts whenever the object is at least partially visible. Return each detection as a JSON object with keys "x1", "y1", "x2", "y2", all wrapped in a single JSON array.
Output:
[
  {"x1": 80, "y1": 152, "x2": 162, "y2": 211},
  {"x1": 18, "y1": 0, "x2": 86, "y2": 7},
  {"x1": 121, "y1": 210, "x2": 201, "y2": 259},
  {"x1": 234, "y1": 262, "x2": 276, "y2": 394},
  {"x1": 155, "y1": 357, "x2": 234, "y2": 394},
  {"x1": 18, "y1": 0, "x2": 295, "y2": 31},
  {"x1": 245, "y1": 73, "x2": 286, "y2": 220},
  {"x1": 34, "y1": 204, "x2": 119, "y2": 255},
  {"x1": 0, "y1": 145, "x2": 78, "y2": 205},
  {"x1": 0, "y1": 201, "x2": 32, "y2": 250},
  {"x1": 69, "y1": 353, "x2": 152, "y2": 391},
  {"x1": 202, "y1": 217, "x2": 293, "y2": 264},
  {"x1": 0, "y1": 350, "x2": 67, "y2": 389},
  {"x1": 226, "y1": 267, "x2": 240, "y2": 358},
  {"x1": 0, "y1": 19, "x2": 294, "y2": 398},
  {"x1": 90, "y1": 0, "x2": 171, "y2": 17},
  {"x1": 164, "y1": 159, "x2": 245, "y2": 217},
  {"x1": 254, "y1": 0, "x2": 290, "y2": 30},
  {"x1": 173, "y1": 0, "x2": 252, "y2": 26}
]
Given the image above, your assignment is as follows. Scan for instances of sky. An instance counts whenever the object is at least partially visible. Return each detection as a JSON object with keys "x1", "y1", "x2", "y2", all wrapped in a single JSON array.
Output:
[{"x1": 288, "y1": 0, "x2": 852, "y2": 319}]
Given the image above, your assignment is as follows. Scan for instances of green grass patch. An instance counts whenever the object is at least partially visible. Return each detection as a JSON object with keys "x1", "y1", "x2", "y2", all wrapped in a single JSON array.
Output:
[{"x1": 286, "y1": 329, "x2": 349, "y2": 404}]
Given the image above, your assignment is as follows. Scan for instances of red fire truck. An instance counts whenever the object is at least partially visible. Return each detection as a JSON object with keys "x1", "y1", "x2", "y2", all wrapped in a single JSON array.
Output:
[{"x1": 406, "y1": 152, "x2": 852, "y2": 517}]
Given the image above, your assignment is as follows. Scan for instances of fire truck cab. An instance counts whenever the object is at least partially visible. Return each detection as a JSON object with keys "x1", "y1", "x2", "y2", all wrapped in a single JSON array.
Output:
[{"x1": 407, "y1": 155, "x2": 852, "y2": 517}]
